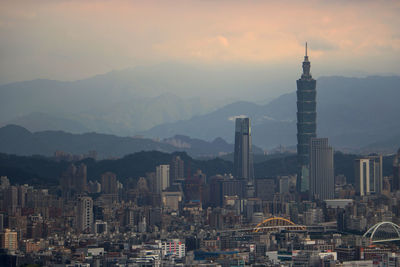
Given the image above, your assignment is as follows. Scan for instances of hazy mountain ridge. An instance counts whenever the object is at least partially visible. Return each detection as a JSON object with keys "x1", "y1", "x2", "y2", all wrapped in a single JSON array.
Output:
[
  {"x1": 0, "y1": 65, "x2": 238, "y2": 135},
  {"x1": 2, "y1": 69, "x2": 400, "y2": 152},
  {"x1": 0, "y1": 125, "x2": 241, "y2": 158},
  {"x1": 144, "y1": 75, "x2": 400, "y2": 151},
  {"x1": 163, "y1": 135, "x2": 264, "y2": 156},
  {"x1": 360, "y1": 134, "x2": 400, "y2": 154},
  {"x1": 0, "y1": 62, "x2": 293, "y2": 135}
]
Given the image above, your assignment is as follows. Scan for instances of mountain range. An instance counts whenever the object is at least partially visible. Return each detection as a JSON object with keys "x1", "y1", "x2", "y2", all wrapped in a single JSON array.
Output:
[
  {"x1": 0, "y1": 125, "x2": 263, "y2": 159},
  {"x1": 1, "y1": 66, "x2": 400, "y2": 153},
  {"x1": 0, "y1": 63, "x2": 282, "y2": 135},
  {"x1": 144, "y1": 76, "x2": 400, "y2": 152}
]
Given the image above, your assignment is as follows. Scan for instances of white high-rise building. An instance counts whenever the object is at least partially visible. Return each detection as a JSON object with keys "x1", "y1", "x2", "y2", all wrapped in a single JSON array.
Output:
[
  {"x1": 355, "y1": 159, "x2": 370, "y2": 196},
  {"x1": 76, "y1": 196, "x2": 93, "y2": 233},
  {"x1": 309, "y1": 138, "x2": 334, "y2": 200},
  {"x1": 355, "y1": 155, "x2": 383, "y2": 196},
  {"x1": 156, "y1": 165, "x2": 170, "y2": 193}
]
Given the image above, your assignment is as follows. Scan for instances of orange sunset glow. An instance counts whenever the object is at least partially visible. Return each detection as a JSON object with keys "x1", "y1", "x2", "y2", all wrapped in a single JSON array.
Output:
[{"x1": 0, "y1": 0, "x2": 399, "y2": 83}]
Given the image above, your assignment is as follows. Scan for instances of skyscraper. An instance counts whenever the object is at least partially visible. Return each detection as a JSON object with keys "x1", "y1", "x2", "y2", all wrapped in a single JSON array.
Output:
[
  {"x1": 369, "y1": 155, "x2": 383, "y2": 194},
  {"x1": 170, "y1": 156, "x2": 185, "y2": 183},
  {"x1": 309, "y1": 138, "x2": 334, "y2": 200},
  {"x1": 76, "y1": 196, "x2": 93, "y2": 233},
  {"x1": 296, "y1": 43, "x2": 317, "y2": 193},
  {"x1": 60, "y1": 163, "x2": 87, "y2": 199},
  {"x1": 101, "y1": 172, "x2": 118, "y2": 194},
  {"x1": 392, "y1": 149, "x2": 400, "y2": 191},
  {"x1": 355, "y1": 159, "x2": 370, "y2": 196},
  {"x1": 355, "y1": 155, "x2": 383, "y2": 196},
  {"x1": 156, "y1": 164, "x2": 170, "y2": 193},
  {"x1": 233, "y1": 117, "x2": 254, "y2": 181}
]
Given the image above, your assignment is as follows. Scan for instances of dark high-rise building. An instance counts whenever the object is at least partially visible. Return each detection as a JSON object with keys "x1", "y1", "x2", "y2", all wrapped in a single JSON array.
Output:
[
  {"x1": 369, "y1": 155, "x2": 383, "y2": 194},
  {"x1": 101, "y1": 172, "x2": 118, "y2": 194},
  {"x1": 170, "y1": 156, "x2": 185, "y2": 183},
  {"x1": 309, "y1": 138, "x2": 334, "y2": 200},
  {"x1": 60, "y1": 163, "x2": 87, "y2": 199},
  {"x1": 233, "y1": 117, "x2": 254, "y2": 181},
  {"x1": 185, "y1": 170, "x2": 205, "y2": 203},
  {"x1": 296, "y1": 43, "x2": 317, "y2": 193},
  {"x1": 209, "y1": 176, "x2": 246, "y2": 207},
  {"x1": 392, "y1": 149, "x2": 400, "y2": 191},
  {"x1": 256, "y1": 178, "x2": 275, "y2": 201},
  {"x1": 76, "y1": 163, "x2": 87, "y2": 192}
]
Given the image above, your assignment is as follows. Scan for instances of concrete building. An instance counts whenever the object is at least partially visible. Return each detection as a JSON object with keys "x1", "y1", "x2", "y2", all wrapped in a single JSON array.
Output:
[
  {"x1": 309, "y1": 138, "x2": 334, "y2": 200},
  {"x1": 60, "y1": 163, "x2": 87, "y2": 198},
  {"x1": 156, "y1": 165, "x2": 170, "y2": 194},
  {"x1": 256, "y1": 178, "x2": 275, "y2": 201},
  {"x1": 76, "y1": 196, "x2": 93, "y2": 233},
  {"x1": 209, "y1": 176, "x2": 246, "y2": 207},
  {"x1": 170, "y1": 156, "x2": 184, "y2": 183},
  {"x1": 94, "y1": 220, "x2": 107, "y2": 234},
  {"x1": 296, "y1": 43, "x2": 317, "y2": 193},
  {"x1": 279, "y1": 176, "x2": 290, "y2": 194},
  {"x1": 3, "y1": 186, "x2": 18, "y2": 214},
  {"x1": 393, "y1": 149, "x2": 400, "y2": 191},
  {"x1": 162, "y1": 188, "x2": 183, "y2": 214},
  {"x1": 0, "y1": 176, "x2": 10, "y2": 189},
  {"x1": 158, "y1": 239, "x2": 186, "y2": 258},
  {"x1": 355, "y1": 155, "x2": 383, "y2": 196},
  {"x1": 368, "y1": 155, "x2": 383, "y2": 194},
  {"x1": 1, "y1": 229, "x2": 18, "y2": 250},
  {"x1": 355, "y1": 159, "x2": 370, "y2": 196},
  {"x1": 101, "y1": 172, "x2": 118, "y2": 194}
]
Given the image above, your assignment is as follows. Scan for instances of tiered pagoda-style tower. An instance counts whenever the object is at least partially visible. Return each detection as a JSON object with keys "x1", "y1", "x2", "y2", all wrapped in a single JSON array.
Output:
[{"x1": 296, "y1": 43, "x2": 317, "y2": 193}]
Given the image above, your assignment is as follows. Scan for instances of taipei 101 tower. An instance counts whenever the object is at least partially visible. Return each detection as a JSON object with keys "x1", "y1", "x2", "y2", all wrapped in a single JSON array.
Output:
[{"x1": 296, "y1": 43, "x2": 317, "y2": 193}]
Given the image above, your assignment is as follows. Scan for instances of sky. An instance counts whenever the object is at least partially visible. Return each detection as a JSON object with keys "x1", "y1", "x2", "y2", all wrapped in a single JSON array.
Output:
[{"x1": 0, "y1": 0, "x2": 399, "y2": 85}]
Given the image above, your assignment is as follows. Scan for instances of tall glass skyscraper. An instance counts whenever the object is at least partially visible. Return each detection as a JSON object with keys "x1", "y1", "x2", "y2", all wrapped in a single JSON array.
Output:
[
  {"x1": 296, "y1": 43, "x2": 317, "y2": 193},
  {"x1": 233, "y1": 117, "x2": 254, "y2": 181},
  {"x1": 309, "y1": 138, "x2": 334, "y2": 200}
]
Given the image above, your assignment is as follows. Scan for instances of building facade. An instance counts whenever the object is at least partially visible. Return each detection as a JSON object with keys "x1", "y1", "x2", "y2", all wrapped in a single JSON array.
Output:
[
  {"x1": 76, "y1": 196, "x2": 93, "y2": 233},
  {"x1": 393, "y1": 149, "x2": 400, "y2": 191},
  {"x1": 233, "y1": 117, "x2": 254, "y2": 181},
  {"x1": 309, "y1": 138, "x2": 334, "y2": 200},
  {"x1": 159, "y1": 239, "x2": 186, "y2": 258},
  {"x1": 296, "y1": 43, "x2": 317, "y2": 193},
  {"x1": 156, "y1": 165, "x2": 170, "y2": 194},
  {"x1": 101, "y1": 172, "x2": 118, "y2": 194},
  {"x1": 170, "y1": 156, "x2": 184, "y2": 183},
  {"x1": 1, "y1": 229, "x2": 18, "y2": 250},
  {"x1": 355, "y1": 155, "x2": 383, "y2": 196}
]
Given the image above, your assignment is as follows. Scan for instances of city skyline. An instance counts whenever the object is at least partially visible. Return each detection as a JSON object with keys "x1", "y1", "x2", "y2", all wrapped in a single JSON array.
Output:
[{"x1": 1, "y1": 1, "x2": 400, "y2": 266}]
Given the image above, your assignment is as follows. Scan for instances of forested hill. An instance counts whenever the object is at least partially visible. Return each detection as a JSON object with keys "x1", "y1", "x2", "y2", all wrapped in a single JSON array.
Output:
[{"x1": 0, "y1": 151, "x2": 394, "y2": 186}]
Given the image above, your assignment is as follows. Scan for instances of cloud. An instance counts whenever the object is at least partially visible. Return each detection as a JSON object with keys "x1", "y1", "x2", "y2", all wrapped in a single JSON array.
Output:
[
  {"x1": 303, "y1": 38, "x2": 338, "y2": 52},
  {"x1": 0, "y1": 0, "x2": 399, "y2": 83},
  {"x1": 217, "y1": 36, "x2": 229, "y2": 47}
]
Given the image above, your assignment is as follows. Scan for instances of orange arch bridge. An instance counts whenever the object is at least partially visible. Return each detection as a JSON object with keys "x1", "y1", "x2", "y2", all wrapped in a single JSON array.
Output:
[{"x1": 253, "y1": 217, "x2": 306, "y2": 233}]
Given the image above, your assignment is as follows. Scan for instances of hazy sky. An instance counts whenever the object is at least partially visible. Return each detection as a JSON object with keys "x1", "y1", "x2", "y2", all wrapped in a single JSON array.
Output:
[{"x1": 1, "y1": 0, "x2": 399, "y2": 84}]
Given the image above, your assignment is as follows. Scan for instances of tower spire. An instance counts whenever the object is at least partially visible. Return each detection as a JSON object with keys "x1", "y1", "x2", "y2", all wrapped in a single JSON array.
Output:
[
  {"x1": 301, "y1": 42, "x2": 311, "y2": 78},
  {"x1": 305, "y1": 42, "x2": 308, "y2": 57}
]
